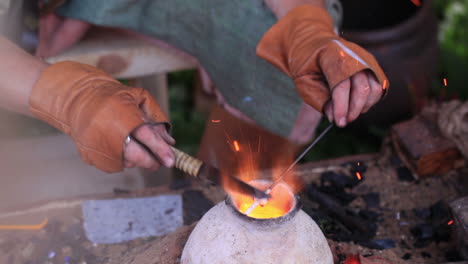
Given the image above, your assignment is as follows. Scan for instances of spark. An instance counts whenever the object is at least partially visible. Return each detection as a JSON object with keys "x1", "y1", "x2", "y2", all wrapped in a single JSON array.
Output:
[
  {"x1": 211, "y1": 120, "x2": 221, "y2": 123},
  {"x1": 355, "y1": 171, "x2": 362, "y2": 180},
  {"x1": 0, "y1": 218, "x2": 48, "y2": 230},
  {"x1": 233, "y1": 140, "x2": 240, "y2": 152},
  {"x1": 448, "y1": 220, "x2": 454, "y2": 225},
  {"x1": 443, "y1": 78, "x2": 448, "y2": 86}
]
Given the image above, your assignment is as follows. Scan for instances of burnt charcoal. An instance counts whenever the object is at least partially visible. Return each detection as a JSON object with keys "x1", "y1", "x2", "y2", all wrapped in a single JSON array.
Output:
[
  {"x1": 359, "y1": 239, "x2": 395, "y2": 250},
  {"x1": 411, "y1": 224, "x2": 434, "y2": 240},
  {"x1": 359, "y1": 209, "x2": 381, "y2": 222},
  {"x1": 413, "y1": 239, "x2": 431, "y2": 248},
  {"x1": 399, "y1": 239, "x2": 411, "y2": 249},
  {"x1": 182, "y1": 190, "x2": 214, "y2": 225},
  {"x1": 342, "y1": 161, "x2": 368, "y2": 174},
  {"x1": 445, "y1": 249, "x2": 463, "y2": 262},
  {"x1": 308, "y1": 210, "x2": 355, "y2": 242},
  {"x1": 433, "y1": 222, "x2": 452, "y2": 242},
  {"x1": 421, "y1": 251, "x2": 432, "y2": 258},
  {"x1": 397, "y1": 167, "x2": 415, "y2": 182},
  {"x1": 402, "y1": 253, "x2": 412, "y2": 260},
  {"x1": 363, "y1": 192, "x2": 380, "y2": 208},
  {"x1": 430, "y1": 200, "x2": 450, "y2": 222},
  {"x1": 321, "y1": 171, "x2": 356, "y2": 188},
  {"x1": 318, "y1": 185, "x2": 357, "y2": 205},
  {"x1": 413, "y1": 207, "x2": 431, "y2": 219},
  {"x1": 400, "y1": 210, "x2": 408, "y2": 219}
]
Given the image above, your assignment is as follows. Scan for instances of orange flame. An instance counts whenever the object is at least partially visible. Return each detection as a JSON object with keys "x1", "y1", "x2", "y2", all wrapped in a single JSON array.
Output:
[
  {"x1": 211, "y1": 119, "x2": 221, "y2": 123},
  {"x1": 448, "y1": 220, "x2": 454, "y2": 225},
  {"x1": 222, "y1": 142, "x2": 301, "y2": 219},
  {"x1": 232, "y1": 181, "x2": 295, "y2": 219},
  {"x1": 443, "y1": 78, "x2": 448, "y2": 86}
]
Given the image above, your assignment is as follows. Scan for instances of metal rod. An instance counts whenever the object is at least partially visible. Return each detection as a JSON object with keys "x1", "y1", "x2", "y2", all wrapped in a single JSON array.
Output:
[{"x1": 244, "y1": 123, "x2": 333, "y2": 215}]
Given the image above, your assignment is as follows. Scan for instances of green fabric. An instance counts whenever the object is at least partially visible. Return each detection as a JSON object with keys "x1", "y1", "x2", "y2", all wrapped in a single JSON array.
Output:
[{"x1": 56, "y1": 0, "x2": 302, "y2": 138}]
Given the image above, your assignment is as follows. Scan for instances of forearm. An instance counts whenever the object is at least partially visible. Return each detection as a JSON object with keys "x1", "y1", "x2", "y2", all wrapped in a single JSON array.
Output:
[
  {"x1": 0, "y1": 36, "x2": 48, "y2": 116},
  {"x1": 264, "y1": 0, "x2": 326, "y2": 18}
]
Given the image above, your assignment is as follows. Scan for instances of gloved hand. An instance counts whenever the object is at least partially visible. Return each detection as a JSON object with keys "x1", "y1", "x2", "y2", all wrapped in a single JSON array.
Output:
[
  {"x1": 30, "y1": 61, "x2": 175, "y2": 172},
  {"x1": 257, "y1": 5, "x2": 389, "y2": 127}
]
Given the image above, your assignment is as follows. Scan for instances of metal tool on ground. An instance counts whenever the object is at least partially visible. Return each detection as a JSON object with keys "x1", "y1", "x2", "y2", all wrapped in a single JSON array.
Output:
[
  {"x1": 171, "y1": 147, "x2": 270, "y2": 200},
  {"x1": 245, "y1": 123, "x2": 334, "y2": 215}
]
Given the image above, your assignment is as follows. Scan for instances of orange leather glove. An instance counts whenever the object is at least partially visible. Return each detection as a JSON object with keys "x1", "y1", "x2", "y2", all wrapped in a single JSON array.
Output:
[
  {"x1": 257, "y1": 5, "x2": 388, "y2": 113},
  {"x1": 29, "y1": 61, "x2": 169, "y2": 172}
]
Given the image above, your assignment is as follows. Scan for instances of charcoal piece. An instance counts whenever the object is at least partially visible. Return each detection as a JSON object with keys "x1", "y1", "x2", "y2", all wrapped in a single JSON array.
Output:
[
  {"x1": 411, "y1": 224, "x2": 434, "y2": 240},
  {"x1": 360, "y1": 239, "x2": 395, "y2": 250},
  {"x1": 400, "y1": 210, "x2": 408, "y2": 219},
  {"x1": 430, "y1": 200, "x2": 450, "y2": 222},
  {"x1": 445, "y1": 249, "x2": 463, "y2": 262},
  {"x1": 320, "y1": 171, "x2": 356, "y2": 188},
  {"x1": 401, "y1": 253, "x2": 412, "y2": 260},
  {"x1": 413, "y1": 239, "x2": 431, "y2": 248},
  {"x1": 342, "y1": 161, "x2": 368, "y2": 174},
  {"x1": 413, "y1": 207, "x2": 431, "y2": 219},
  {"x1": 359, "y1": 209, "x2": 381, "y2": 222},
  {"x1": 363, "y1": 192, "x2": 380, "y2": 208},
  {"x1": 318, "y1": 185, "x2": 357, "y2": 205},
  {"x1": 183, "y1": 190, "x2": 214, "y2": 225},
  {"x1": 434, "y1": 222, "x2": 452, "y2": 242},
  {"x1": 399, "y1": 239, "x2": 410, "y2": 249},
  {"x1": 397, "y1": 167, "x2": 415, "y2": 182},
  {"x1": 421, "y1": 251, "x2": 431, "y2": 258}
]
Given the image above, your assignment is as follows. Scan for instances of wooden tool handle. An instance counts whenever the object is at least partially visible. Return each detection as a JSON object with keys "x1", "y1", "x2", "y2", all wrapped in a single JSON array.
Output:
[{"x1": 171, "y1": 147, "x2": 203, "y2": 178}]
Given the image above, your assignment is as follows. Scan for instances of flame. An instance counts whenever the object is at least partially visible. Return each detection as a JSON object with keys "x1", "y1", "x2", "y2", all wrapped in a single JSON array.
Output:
[
  {"x1": 232, "y1": 181, "x2": 295, "y2": 219},
  {"x1": 443, "y1": 78, "x2": 448, "y2": 86},
  {"x1": 448, "y1": 220, "x2": 454, "y2": 225},
  {"x1": 222, "y1": 140, "x2": 301, "y2": 219}
]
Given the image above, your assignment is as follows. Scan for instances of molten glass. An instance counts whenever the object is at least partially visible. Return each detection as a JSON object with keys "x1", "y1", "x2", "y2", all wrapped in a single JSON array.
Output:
[{"x1": 231, "y1": 181, "x2": 294, "y2": 219}]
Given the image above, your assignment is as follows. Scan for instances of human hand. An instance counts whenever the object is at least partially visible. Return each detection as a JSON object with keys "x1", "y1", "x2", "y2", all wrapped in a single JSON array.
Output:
[
  {"x1": 323, "y1": 70, "x2": 384, "y2": 127},
  {"x1": 124, "y1": 124, "x2": 175, "y2": 171},
  {"x1": 256, "y1": 5, "x2": 388, "y2": 127},
  {"x1": 36, "y1": 5, "x2": 90, "y2": 58},
  {"x1": 30, "y1": 61, "x2": 174, "y2": 172}
]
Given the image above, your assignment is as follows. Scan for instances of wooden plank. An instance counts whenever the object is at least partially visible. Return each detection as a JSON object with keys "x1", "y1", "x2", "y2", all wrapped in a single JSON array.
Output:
[
  {"x1": 391, "y1": 110, "x2": 465, "y2": 177},
  {"x1": 46, "y1": 29, "x2": 197, "y2": 78}
]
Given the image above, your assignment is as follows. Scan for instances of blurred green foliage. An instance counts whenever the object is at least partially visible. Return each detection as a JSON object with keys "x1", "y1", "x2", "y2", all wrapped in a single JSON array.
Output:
[
  {"x1": 434, "y1": 0, "x2": 468, "y2": 99},
  {"x1": 168, "y1": 70, "x2": 207, "y2": 156}
]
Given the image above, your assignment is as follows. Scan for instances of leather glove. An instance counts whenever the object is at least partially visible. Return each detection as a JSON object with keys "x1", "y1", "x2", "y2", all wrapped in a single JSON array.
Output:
[
  {"x1": 257, "y1": 5, "x2": 389, "y2": 113},
  {"x1": 29, "y1": 61, "x2": 169, "y2": 172}
]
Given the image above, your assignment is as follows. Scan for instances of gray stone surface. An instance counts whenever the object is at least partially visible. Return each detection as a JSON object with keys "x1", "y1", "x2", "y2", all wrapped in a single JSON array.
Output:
[{"x1": 82, "y1": 195, "x2": 183, "y2": 244}]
